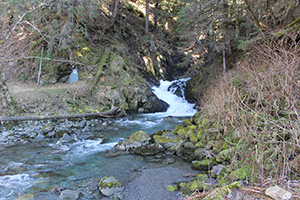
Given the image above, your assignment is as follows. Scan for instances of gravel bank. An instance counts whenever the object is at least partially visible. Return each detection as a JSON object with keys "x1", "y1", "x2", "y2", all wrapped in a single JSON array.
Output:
[{"x1": 122, "y1": 166, "x2": 196, "y2": 200}]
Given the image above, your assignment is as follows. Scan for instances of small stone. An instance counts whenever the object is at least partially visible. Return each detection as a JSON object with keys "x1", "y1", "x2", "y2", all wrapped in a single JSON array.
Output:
[
  {"x1": 210, "y1": 164, "x2": 225, "y2": 178},
  {"x1": 163, "y1": 157, "x2": 176, "y2": 165},
  {"x1": 265, "y1": 186, "x2": 292, "y2": 200},
  {"x1": 59, "y1": 189, "x2": 83, "y2": 200}
]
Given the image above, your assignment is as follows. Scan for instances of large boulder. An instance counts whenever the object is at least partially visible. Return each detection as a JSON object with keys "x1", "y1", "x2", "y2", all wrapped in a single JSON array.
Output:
[
  {"x1": 140, "y1": 95, "x2": 169, "y2": 113},
  {"x1": 132, "y1": 143, "x2": 165, "y2": 156},
  {"x1": 153, "y1": 131, "x2": 184, "y2": 151},
  {"x1": 114, "y1": 130, "x2": 151, "y2": 151},
  {"x1": 99, "y1": 176, "x2": 124, "y2": 197}
]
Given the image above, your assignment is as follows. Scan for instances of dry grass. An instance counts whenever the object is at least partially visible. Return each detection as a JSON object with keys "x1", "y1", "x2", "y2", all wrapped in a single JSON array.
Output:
[{"x1": 202, "y1": 32, "x2": 300, "y2": 182}]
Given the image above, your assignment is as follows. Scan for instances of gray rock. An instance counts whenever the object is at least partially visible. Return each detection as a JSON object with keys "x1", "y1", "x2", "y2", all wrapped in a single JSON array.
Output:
[
  {"x1": 132, "y1": 143, "x2": 165, "y2": 156},
  {"x1": 59, "y1": 189, "x2": 83, "y2": 200},
  {"x1": 114, "y1": 130, "x2": 151, "y2": 151},
  {"x1": 99, "y1": 177, "x2": 124, "y2": 197},
  {"x1": 60, "y1": 133, "x2": 73, "y2": 143},
  {"x1": 163, "y1": 157, "x2": 176, "y2": 165},
  {"x1": 265, "y1": 186, "x2": 292, "y2": 200},
  {"x1": 41, "y1": 123, "x2": 55, "y2": 134},
  {"x1": 210, "y1": 165, "x2": 225, "y2": 178}
]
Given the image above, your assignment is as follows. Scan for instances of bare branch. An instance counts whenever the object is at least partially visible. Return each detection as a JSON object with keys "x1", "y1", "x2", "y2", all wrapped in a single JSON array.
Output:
[
  {"x1": 23, "y1": 21, "x2": 51, "y2": 45},
  {"x1": 0, "y1": 55, "x2": 86, "y2": 66},
  {"x1": 5, "y1": 1, "x2": 54, "y2": 41}
]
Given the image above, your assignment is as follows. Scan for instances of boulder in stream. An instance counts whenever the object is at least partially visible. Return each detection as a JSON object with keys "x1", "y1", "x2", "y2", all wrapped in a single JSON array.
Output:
[
  {"x1": 114, "y1": 130, "x2": 151, "y2": 151},
  {"x1": 99, "y1": 176, "x2": 124, "y2": 197}
]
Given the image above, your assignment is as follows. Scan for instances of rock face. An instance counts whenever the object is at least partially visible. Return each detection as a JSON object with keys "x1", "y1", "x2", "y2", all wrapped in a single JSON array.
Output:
[
  {"x1": 265, "y1": 186, "x2": 292, "y2": 200},
  {"x1": 99, "y1": 176, "x2": 124, "y2": 197}
]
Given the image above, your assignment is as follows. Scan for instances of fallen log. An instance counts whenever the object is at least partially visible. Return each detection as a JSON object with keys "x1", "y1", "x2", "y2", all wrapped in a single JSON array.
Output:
[{"x1": 0, "y1": 107, "x2": 125, "y2": 122}]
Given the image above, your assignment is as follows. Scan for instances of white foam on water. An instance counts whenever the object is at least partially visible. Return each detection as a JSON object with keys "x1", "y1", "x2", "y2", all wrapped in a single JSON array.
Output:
[
  {"x1": 115, "y1": 118, "x2": 160, "y2": 128},
  {"x1": 0, "y1": 173, "x2": 37, "y2": 198},
  {"x1": 65, "y1": 140, "x2": 118, "y2": 159},
  {"x1": 151, "y1": 78, "x2": 197, "y2": 117}
]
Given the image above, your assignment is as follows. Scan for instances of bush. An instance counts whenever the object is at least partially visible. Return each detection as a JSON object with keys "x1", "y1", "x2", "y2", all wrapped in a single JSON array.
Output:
[{"x1": 202, "y1": 32, "x2": 300, "y2": 181}]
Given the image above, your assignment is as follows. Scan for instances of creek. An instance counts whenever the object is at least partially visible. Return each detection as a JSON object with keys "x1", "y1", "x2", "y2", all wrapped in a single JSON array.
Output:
[{"x1": 0, "y1": 79, "x2": 197, "y2": 200}]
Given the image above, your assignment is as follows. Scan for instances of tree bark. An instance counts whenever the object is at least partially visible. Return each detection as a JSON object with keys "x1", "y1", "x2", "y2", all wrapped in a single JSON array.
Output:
[
  {"x1": 0, "y1": 107, "x2": 125, "y2": 122},
  {"x1": 145, "y1": 0, "x2": 150, "y2": 35},
  {"x1": 110, "y1": 0, "x2": 120, "y2": 27},
  {"x1": 154, "y1": 0, "x2": 159, "y2": 35}
]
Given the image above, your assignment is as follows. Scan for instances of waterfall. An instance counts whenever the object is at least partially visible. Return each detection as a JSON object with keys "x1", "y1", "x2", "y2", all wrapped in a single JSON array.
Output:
[{"x1": 151, "y1": 78, "x2": 197, "y2": 117}]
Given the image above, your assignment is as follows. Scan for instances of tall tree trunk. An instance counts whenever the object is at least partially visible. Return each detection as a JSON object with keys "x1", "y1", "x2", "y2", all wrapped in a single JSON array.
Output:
[
  {"x1": 145, "y1": 0, "x2": 150, "y2": 35},
  {"x1": 110, "y1": 0, "x2": 120, "y2": 27},
  {"x1": 154, "y1": 0, "x2": 159, "y2": 35}
]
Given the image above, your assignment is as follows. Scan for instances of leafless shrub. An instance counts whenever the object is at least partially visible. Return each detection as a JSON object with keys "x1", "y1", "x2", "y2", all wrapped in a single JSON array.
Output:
[{"x1": 202, "y1": 32, "x2": 300, "y2": 181}]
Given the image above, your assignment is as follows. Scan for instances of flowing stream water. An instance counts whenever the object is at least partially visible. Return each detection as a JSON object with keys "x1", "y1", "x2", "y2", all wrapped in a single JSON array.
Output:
[{"x1": 0, "y1": 79, "x2": 197, "y2": 200}]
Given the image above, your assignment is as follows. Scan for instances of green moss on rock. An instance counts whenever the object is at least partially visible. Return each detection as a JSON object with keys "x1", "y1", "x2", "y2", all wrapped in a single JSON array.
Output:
[
  {"x1": 231, "y1": 165, "x2": 253, "y2": 181},
  {"x1": 192, "y1": 158, "x2": 215, "y2": 170}
]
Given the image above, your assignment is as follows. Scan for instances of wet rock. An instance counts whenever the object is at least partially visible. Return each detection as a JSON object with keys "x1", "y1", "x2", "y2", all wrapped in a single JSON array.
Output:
[
  {"x1": 72, "y1": 120, "x2": 86, "y2": 128},
  {"x1": 54, "y1": 129, "x2": 71, "y2": 138},
  {"x1": 41, "y1": 123, "x2": 55, "y2": 134},
  {"x1": 99, "y1": 177, "x2": 124, "y2": 197},
  {"x1": 265, "y1": 186, "x2": 292, "y2": 200},
  {"x1": 59, "y1": 189, "x2": 83, "y2": 200},
  {"x1": 16, "y1": 193, "x2": 35, "y2": 200},
  {"x1": 59, "y1": 133, "x2": 73, "y2": 143},
  {"x1": 163, "y1": 157, "x2": 176, "y2": 165},
  {"x1": 114, "y1": 130, "x2": 151, "y2": 151},
  {"x1": 132, "y1": 143, "x2": 165, "y2": 156},
  {"x1": 141, "y1": 95, "x2": 169, "y2": 113}
]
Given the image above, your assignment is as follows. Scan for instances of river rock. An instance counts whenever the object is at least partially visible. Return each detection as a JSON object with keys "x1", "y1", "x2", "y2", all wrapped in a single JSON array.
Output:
[
  {"x1": 41, "y1": 123, "x2": 55, "y2": 134},
  {"x1": 141, "y1": 95, "x2": 169, "y2": 113},
  {"x1": 265, "y1": 186, "x2": 292, "y2": 200},
  {"x1": 114, "y1": 130, "x2": 151, "y2": 151},
  {"x1": 153, "y1": 132, "x2": 184, "y2": 150},
  {"x1": 191, "y1": 158, "x2": 215, "y2": 170},
  {"x1": 59, "y1": 189, "x2": 83, "y2": 200},
  {"x1": 210, "y1": 164, "x2": 225, "y2": 178},
  {"x1": 132, "y1": 143, "x2": 165, "y2": 156},
  {"x1": 99, "y1": 176, "x2": 124, "y2": 197}
]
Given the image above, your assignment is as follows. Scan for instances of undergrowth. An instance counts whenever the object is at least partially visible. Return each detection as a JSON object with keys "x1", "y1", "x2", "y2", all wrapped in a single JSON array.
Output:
[{"x1": 203, "y1": 32, "x2": 300, "y2": 182}]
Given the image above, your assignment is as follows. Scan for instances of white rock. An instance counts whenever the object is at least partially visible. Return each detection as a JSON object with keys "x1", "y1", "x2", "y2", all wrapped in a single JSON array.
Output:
[{"x1": 265, "y1": 186, "x2": 292, "y2": 200}]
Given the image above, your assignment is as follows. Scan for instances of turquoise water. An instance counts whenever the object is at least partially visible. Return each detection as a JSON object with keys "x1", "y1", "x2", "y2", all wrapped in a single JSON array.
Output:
[{"x1": 0, "y1": 79, "x2": 197, "y2": 199}]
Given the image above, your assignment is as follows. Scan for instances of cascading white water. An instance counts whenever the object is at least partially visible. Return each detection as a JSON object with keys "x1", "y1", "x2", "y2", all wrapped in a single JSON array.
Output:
[{"x1": 151, "y1": 78, "x2": 197, "y2": 117}]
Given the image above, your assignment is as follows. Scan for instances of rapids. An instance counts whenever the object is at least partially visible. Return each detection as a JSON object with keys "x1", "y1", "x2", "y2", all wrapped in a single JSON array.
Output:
[{"x1": 0, "y1": 79, "x2": 197, "y2": 200}]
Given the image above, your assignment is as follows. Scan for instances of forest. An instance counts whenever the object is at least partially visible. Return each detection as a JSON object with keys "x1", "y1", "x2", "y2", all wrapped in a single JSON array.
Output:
[{"x1": 0, "y1": 0, "x2": 300, "y2": 199}]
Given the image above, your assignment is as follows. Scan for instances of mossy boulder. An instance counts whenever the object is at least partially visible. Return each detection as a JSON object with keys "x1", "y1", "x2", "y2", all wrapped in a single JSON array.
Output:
[
  {"x1": 192, "y1": 158, "x2": 216, "y2": 170},
  {"x1": 41, "y1": 123, "x2": 55, "y2": 134},
  {"x1": 98, "y1": 176, "x2": 124, "y2": 197},
  {"x1": 153, "y1": 132, "x2": 184, "y2": 149},
  {"x1": 231, "y1": 165, "x2": 253, "y2": 181},
  {"x1": 114, "y1": 130, "x2": 151, "y2": 151},
  {"x1": 218, "y1": 148, "x2": 235, "y2": 161},
  {"x1": 182, "y1": 119, "x2": 192, "y2": 127},
  {"x1": 132, "y1": 143, "x2": 164, "y2": 156},
  {"x1": 203, "y1": 181, "x2": 242, "y2": 200},
  {"x1": 178, "y1": 180, "x2": 205, "y2": 195},
  {"x1": 177, "y1": 174, "x2": 209, "y2": 195}
]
